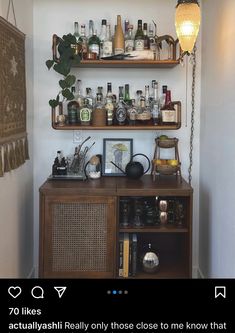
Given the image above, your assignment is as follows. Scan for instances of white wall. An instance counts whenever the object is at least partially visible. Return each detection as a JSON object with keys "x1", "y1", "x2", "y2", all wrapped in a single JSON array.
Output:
[
  {"x1": 200, "y1": 0, "x2": 235, "y2": 277},
  {"x1": 0, "y1": 0, "x2": 34, "y2": 277},
  {"x1": 33, "y1": 0, "x2": 201, "y2": 276}
]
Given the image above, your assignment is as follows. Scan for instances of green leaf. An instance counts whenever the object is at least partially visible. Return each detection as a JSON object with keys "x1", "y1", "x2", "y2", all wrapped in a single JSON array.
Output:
[
  {"x1": 63, "y1": 33, "x2": 77, "y2": 45},
  {"x1": 59, "y1": 79, "x2": 67, "y2": 89},
  {"x1": 62, "y1": 88, "x2": 74, "y2": 101},
  {"x1": 49, "y1": 99, "x2": 59, "y2": 108},
  {"x1": 65, "y1": 75, "x2": 76, "y2": 87},
  {"x1": 53, "y1": 62, "x2": 70, "y2": 76},
  {"x1": 46, "y1": 60, "x2": 54, "y2": 70}
]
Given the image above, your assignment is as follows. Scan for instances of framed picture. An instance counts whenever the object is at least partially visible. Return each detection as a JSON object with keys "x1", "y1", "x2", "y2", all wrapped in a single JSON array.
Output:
[{"x1": 102, "y1": 138, "x2": 133, "y2": 176}]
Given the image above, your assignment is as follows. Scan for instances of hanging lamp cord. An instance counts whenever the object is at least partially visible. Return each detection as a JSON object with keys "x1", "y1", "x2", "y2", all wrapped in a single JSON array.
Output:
[
  {"x1": 6, "y1": 0, "x2": 17, "y2": 27},
  {"x1": 188, "y1": 46, "x2": 196, "y2": 185}
]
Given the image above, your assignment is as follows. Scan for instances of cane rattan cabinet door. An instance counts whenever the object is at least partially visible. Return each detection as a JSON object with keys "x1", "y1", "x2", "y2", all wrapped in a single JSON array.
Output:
[{"x1": 40, "y1": 195, "x2": 116, "y2": 278}]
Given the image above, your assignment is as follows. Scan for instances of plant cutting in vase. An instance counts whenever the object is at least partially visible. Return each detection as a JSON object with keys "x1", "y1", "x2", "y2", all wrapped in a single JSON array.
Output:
[{"x1": 46, "y1": 33, "x2": 81, "y2": 108}]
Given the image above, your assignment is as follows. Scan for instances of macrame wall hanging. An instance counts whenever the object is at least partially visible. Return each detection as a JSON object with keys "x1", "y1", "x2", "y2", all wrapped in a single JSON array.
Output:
[{"x1": 0, "y1": 0, "x2": 29, "y2": 177}]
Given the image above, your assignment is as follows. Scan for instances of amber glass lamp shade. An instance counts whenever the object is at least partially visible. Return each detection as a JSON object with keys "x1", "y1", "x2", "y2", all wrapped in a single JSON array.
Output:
[{"x1": 175, "y1": 0, "x2": 201, "y2": 54}]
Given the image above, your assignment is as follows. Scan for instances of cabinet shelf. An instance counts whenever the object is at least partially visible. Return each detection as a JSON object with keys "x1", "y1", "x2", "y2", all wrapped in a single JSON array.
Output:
[
  {"x1": 78, "y1": 59, "x2": 180, "y2": 69},
  {"x1": 119, "y1": 226, "x2": 188, "y2": 233}
]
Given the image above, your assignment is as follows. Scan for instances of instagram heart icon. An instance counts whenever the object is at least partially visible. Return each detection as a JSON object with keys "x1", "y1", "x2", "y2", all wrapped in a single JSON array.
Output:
[{"x1": 8, "y1": 286, "x2": 22, "y2": 298}]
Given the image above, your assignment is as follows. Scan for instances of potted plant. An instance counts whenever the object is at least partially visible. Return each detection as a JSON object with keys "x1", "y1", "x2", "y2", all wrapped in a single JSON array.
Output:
[{"x1": 46, "y1": 33, "x2": 81, "y2": 108}]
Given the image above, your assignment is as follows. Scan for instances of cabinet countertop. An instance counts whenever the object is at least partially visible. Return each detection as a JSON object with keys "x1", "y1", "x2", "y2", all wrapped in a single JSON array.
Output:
[{"x1": 39, "y1": 175, "x2": 193, "y2": 196}]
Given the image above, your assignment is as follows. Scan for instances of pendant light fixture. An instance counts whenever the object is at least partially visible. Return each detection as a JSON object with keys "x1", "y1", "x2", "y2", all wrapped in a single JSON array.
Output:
[{"x1": 175, "y1": 0, "x2": 201, "y2": 54}]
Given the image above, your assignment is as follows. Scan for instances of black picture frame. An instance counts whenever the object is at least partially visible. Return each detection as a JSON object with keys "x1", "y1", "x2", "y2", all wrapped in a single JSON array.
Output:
[{"x1": 102, "y1": 138, "x2": 133, "y2": 176}]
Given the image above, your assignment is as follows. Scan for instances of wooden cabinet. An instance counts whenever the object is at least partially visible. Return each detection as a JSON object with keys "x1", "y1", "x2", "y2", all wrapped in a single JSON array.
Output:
[{"x1": 39, "y1": 176, "x2": 193, "y2": 278}]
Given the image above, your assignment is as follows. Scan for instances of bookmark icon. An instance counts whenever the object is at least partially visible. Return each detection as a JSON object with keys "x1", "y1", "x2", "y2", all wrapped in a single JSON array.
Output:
[{"x1": 54, "y1": 286, "x2": 67, "y2": 298}]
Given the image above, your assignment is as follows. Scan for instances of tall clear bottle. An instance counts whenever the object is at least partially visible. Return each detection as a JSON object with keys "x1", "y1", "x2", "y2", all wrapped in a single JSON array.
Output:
[
  {"x1": 134, "y1": 20, "x2": 144, "y2": 51},
  {"x1": 151, "y1": 82, "x2": 160, "y2": 125},
  {"x1": 79, "y1": 24, "x2": 88, "y2": 56},
  {"x1": 99, "y1": 19, "x2": 107, "y2": 58},
  {"x1": 125, "y1": 24, "x2": 134, "y2": 52},
  {"x1": 103, "y1": 24, "x2": 113, "y2": 57},
  {"x1": 105, "y1": 82, "x2": 114, "y2": 126},
  {"x1": 114, "y1": 15, "x2": 125, "y2": 55}
]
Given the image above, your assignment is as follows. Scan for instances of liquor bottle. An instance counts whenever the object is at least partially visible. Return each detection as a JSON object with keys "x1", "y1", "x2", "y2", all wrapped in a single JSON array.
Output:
[
  {"x1": 105, "y1": 82, "x2": 114, "y2": 126},
  {"x1": 67, "y1": 86, "x2": 79, "y2": 124},
  {"x1": 148, "y1": 23, "x2": 156, "y2": 52},
  {"x1": 116, "y1": 86, "x2": 127, "y2": 125},
  {"x1": 125, "y1": 25, "x2": 134, "y2": 52},
  {"x1": 79, "y1": 98, "x2": 92, "y2": 126},
  {"x1": 92, "y1": 93, "x2": 106, "y2": 126},
  {"x1": 134, "y1": 20, "x2": 144, "y2": 51},
  {"x1": 144, "y1": 85, "x2": 150, "y2": 110},
  {"x1": 143, "y1": 23, "x2": 150, "y2": 49},
  {"x1": 128, "y1": 99, "x2": 137, "y2": 125},
  {"x1": 124, "y1": 84, "x2": 131, "y2": 105},
  {"x1": 52, "y1": 151, "x2": 61, "y2": 175},
  {"x1": 73, "y1": 21, "x2": 80, "y2": 55},
  {"x1": 159, "y1": 85, "x2": 168, "y2": 108},
  {"x1": 114, "y1": 15, "x2": 125, "y2": 55},
  {"x1": 161, "y1": 90, "x2": 177, "y2": 125},
  {"x1": 97, "y1": 86, "x2": 103, "y2": 102},
  {"x1": 85, "y1": 88, "x2": 94, "y2": 107},
  {"x1": 79, "y1": 24, "x2": 88, "y2": 56},
  {"x1": 103, "y1": 24, "x2": 113, "y2": 57},
  {"x1": 124, "y1": 19, "x2": 129, "y2": 40},
  {"x1": 74, "y1": 21, "x2": 80, "y2": 42},
  {"x1": 75, "y1": 79, "x2": 84, "y2": 108},
  {"x1": 88, "y1": 20, "x2": 94, "y2": 39},
  {"x1": 99, "y1": 19, "x2": 107, "y2": 58},
  {"x1": 151, "y1": 81, "x2": 160, "y2": 125},
  {"x1": 88, "y1": 30, "x2": 100, "y2": 58},
  {"x1": 136, "y1": 90, "x2": 143, "y2": 114}
]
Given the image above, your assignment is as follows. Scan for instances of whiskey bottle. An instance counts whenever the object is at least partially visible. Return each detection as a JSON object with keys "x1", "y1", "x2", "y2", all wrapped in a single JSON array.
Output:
[
  {"x1": 134, "y1": 20, "x2": 144, "y2": 51},
  {"x1": 92, "y1": 93, "x2": 106, "y2": 126},
  {"x1": 103, "y1": 24, "x2": 113, "y2": 57},
  {"x1": 125, "y1": 24, "x2": 134, "y2": 52},
  {"x1": 105, "y1": 82, "x2": 114, "y2": 126},
  {"x1": 161, "y1": 90, "x2": 177, "y2": 125},
  {"x1": 114, "y1": 15, "x2": 125, "y2": 55},
  {"x1": 88, "y1": 30, "x2": 100, "y2": 58},
  {"x1": 79, "y1": 98, "x2": 92, "y2": 126},
  {"x1": 143, "y1": 23, "x2": 150, "y2": 49},
  {"x1": 67, "y1": 86, "x2": 79, "y2": 124},
  {"x1": 116, "y1": 86, "x2": 127, "y2": 125}
]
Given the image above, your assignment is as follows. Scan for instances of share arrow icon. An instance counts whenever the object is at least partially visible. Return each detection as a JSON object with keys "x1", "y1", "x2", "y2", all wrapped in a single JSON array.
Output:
[{"x1": 54, "y1": 286, "x2": 67, "y2": 298}]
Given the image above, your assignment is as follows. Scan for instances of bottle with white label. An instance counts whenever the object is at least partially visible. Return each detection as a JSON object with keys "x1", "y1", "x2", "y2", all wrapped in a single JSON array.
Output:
[
  {"x1": 125, "y1": 25, "x2": 134, "y2": 52},
  {"x1": 103, "y1": 24, "x2": 113, "y2": 57},
  {"x1": 134, "y1": 20, "x2": 144, "y2": 51},
  {"x1": 114, "y1": 15, "x2": 125, "y2": 55}
]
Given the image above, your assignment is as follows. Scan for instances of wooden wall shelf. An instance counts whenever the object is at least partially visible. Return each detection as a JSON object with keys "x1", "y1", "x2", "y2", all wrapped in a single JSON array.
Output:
[
  {"x1": 77, "y1": 59, "x2": 180, "y2": 69},
  {"x1": 51, "y1": 102, "x2": 182, "y2": 130}
]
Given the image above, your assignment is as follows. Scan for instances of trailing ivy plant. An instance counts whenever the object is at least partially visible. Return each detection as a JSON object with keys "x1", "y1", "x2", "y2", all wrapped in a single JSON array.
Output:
[{"x1": 46, "y1": 33, "x2": 81, "y2": 108}]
